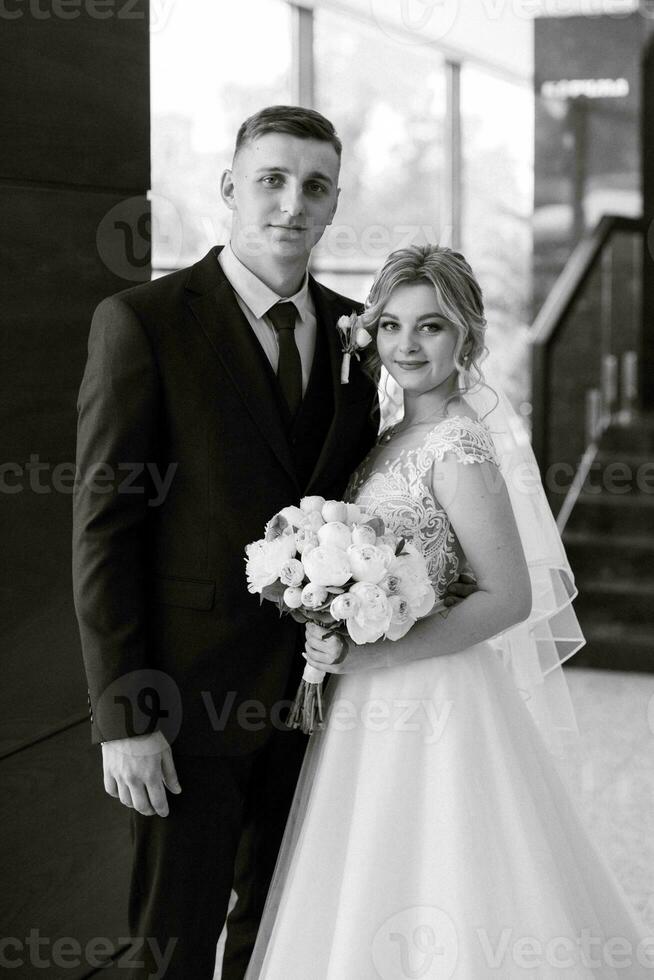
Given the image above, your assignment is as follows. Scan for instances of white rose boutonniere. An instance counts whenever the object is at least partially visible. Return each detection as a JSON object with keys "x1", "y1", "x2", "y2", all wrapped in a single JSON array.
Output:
[{"x1": 336, "y1": 311, "x2": 373, "y2": 384}]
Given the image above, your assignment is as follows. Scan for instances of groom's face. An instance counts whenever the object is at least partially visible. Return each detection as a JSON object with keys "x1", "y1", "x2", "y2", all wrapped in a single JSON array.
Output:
[{"x1": 222, "y1": 132, "x2": 340, "y2": 263}]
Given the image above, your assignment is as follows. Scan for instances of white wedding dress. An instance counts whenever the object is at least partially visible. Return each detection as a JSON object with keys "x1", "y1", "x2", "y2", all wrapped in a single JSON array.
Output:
[{"x1": 244, "y1": 415, "x2": 653, "y2": 980}]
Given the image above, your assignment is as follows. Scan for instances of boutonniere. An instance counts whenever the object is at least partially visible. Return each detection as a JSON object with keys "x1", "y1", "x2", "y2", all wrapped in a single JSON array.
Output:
[{"x1": 336, "y1": 312, "x2": 373, "y2": 384}]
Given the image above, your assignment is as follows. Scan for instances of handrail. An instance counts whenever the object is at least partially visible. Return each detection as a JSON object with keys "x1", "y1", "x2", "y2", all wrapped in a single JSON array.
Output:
[
  {"x1": 532, "y1": 214, "x2": 644, "y2": 346},
  {"x1": 531, "y1": 214, "x2": 644, "y2": 475}
]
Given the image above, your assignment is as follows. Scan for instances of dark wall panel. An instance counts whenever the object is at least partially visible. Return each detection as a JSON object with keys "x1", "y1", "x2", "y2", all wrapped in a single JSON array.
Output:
[
  {"x1": 0, "y1": 0, "x2": 150, "y2": 956},
  {"x1": 0, "y1": 185, "x2": 151, "y2": 462},
  {"x1": 0, "y1": 1, "x2": 149, "y2": 191}
]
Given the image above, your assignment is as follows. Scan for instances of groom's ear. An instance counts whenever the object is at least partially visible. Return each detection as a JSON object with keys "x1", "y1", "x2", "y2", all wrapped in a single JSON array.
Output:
[
  {"x1": 327, "y1": 186, "x2": 340, "y2": 226},
  {"x1": 220, "y1": 169, "x2": 236, "y2": 210}
]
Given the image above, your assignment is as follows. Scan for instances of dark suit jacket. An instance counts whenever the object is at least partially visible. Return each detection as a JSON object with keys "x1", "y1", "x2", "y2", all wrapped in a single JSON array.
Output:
[{"x1": 72, "y1": 246, "x2": 378, "y2": 755}]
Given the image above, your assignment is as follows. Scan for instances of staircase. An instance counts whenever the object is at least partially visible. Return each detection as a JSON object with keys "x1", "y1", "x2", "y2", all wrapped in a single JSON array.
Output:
[{"x1": 563, "y1": 415, "x2": 654, "y2": 670}]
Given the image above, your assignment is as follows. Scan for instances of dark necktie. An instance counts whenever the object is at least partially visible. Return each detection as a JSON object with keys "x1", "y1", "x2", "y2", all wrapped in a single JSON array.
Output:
[{"x1": 267, "y1": 301, "x2": 302, "y2": 418}]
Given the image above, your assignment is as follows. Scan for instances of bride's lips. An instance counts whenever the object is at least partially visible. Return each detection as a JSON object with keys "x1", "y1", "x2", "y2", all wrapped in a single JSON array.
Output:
[{"x1": 395, "y1": 360, "x2": 428, "y2": 371}]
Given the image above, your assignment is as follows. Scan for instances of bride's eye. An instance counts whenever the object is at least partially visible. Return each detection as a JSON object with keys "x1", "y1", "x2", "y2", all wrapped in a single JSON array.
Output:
[
  {"x1": 419, "y1": 322, "x2": 442, "y2": 334},
  {"x1": 378, "y1": 320, "x2": 398, "y2": 332}
]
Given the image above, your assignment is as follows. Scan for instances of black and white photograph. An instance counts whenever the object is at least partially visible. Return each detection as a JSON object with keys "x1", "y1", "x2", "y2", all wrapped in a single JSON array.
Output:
[{"x1": 2, "y1": 0, "x2": 654, "y2": 977}]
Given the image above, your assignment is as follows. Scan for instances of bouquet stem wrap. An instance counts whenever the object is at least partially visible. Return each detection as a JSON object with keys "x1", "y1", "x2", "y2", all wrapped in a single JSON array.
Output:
[{"x1": 286, "y1": 663, "x2": 326, "y2": 734}]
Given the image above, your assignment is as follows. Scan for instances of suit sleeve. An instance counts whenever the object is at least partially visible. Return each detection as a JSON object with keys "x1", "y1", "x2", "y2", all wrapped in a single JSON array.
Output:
[{"x1": 72, "y1": 295, "x2": 162, "y2": 743}]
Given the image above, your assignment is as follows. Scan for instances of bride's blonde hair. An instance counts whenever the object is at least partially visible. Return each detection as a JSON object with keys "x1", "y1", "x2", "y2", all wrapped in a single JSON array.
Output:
[{"x1": 360, "y1": 244, "x2": 488, "y2": 401}]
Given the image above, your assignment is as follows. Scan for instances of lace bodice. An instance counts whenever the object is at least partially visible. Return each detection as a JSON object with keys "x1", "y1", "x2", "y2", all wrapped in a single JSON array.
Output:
[{"x1": 346, "y1": 415, "x2": 499, "y2": 600}]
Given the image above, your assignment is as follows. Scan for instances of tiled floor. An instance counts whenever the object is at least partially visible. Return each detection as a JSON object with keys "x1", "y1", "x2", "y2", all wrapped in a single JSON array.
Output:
[{"x1": 564, "y1": 667, "x2": 654, "y2": 930}]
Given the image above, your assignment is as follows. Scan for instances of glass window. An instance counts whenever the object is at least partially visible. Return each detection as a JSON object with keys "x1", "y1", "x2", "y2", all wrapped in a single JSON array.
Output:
[
  {"x1": 150, "y1": 0, "x2": 292, "y2": 274},
  {"x1": 461, "y1": 65, "x2": 534, "y2": 412},
  {"x1": 313, "y1": 7, "x2": 446, "y2": 304}
]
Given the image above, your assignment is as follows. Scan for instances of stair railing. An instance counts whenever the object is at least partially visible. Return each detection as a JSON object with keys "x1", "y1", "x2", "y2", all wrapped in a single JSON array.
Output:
[{"x1": 530, "y1": 215, "x2": 644, "y2": 528}]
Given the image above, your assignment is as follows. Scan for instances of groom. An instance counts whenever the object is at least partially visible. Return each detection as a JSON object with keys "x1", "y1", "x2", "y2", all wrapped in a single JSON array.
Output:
[
  {"x1": 73, "y1": 104, "x2": 474, "y2": 979},
  {"x1": 72, "y1": 105, "x2": 380, "y2": 979}
]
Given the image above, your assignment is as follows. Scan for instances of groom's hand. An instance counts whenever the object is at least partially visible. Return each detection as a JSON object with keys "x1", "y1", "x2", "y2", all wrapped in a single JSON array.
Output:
[
  {"x1": 444, "y1": 571, "x2": 477, "y2": 608},
  {"x1": 101, "y1": 730, "x2": 181, "y2": 817}
]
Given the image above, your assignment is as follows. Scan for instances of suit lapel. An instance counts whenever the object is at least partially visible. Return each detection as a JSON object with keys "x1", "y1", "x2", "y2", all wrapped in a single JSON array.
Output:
[
  {"x1": 304, "y1": 276, "x2": 349, "y2": 493},
  {"x1": 185, "y1": 248, "x2": 298, "y2": 487}
]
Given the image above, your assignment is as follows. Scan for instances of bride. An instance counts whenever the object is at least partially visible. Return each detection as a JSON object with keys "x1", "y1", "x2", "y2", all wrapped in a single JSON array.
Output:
[{"x1": 244, "y1": 244, "x2": 653, "y2": 979}]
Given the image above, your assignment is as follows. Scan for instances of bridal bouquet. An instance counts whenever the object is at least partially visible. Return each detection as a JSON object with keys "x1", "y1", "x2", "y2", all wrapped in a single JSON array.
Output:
[{"x1": 245, "y1": 497, "x2": 436, "y2": 734}]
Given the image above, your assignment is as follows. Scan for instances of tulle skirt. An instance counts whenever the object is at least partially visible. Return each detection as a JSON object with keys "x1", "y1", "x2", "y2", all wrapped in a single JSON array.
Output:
[{"x1": 245, "y1": 643, "x2": 653, "y2": 979}]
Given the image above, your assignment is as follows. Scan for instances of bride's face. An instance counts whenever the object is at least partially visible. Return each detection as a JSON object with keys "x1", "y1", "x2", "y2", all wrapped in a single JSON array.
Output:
[{"x1": 376, "y1": 281, "x2": 460, "y2": 396}]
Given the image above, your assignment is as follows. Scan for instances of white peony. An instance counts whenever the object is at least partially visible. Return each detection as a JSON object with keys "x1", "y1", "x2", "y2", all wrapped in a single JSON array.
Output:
[
  {"x1": 283, "y1": 586, "x2": 304, "y2": 609},
  {"x1": 385, "y1": 595, "x2": 415, "y2": 641},
  {"x1": 318, "y1": 521, "x2": 352, "y2": 551},
  {"x1": 280, "y1": 558, "x2": 305, "y2": 588},
  {"x1": 388, "y1": 551, "x2": 436, "y2": 618},
  {"x1": 345, "y1": 503, "x2": 363, "y2": 525},
  {"x1": 346, "y1": 582, "x2": 392, "y2": 644},
  {"x1": 294, "y1": 527, "x2": 319, "y2": 556},
  {"x1": 347, "y1": 545, "x2": 392, "y2": 585},
  {"x1": 302, "y1": 545, "x2": 352, "y2": 587},
  {"x1": 245, "y1": 534, "x2": 297, "y2": 594},
  {"x1": 300, "y1": 495, "x2": 326, "y2": 514},
  {"x1": 351, "y1": 523, "x2": 377, "y2": 547},
  {"x1": 301, "y1": 582, "x2": 329, "y2": 609},
  {"x1": 321, "y1": 500, "x2": 348, "y2": 524},
  {"x1": 329, "y1": 592, "x2": 362, "y2": 622},
  {"x1": 278, "y1": 505, "x2": 306, "y2": 528},
  {"x1": 300, "y1": 510, "x2": 325, "y2": 532}
]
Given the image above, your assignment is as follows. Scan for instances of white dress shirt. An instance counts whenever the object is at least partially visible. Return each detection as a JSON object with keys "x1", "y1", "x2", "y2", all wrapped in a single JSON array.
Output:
[{"x1": 218, "y1": 243, "x2": 317, "y2": 395}]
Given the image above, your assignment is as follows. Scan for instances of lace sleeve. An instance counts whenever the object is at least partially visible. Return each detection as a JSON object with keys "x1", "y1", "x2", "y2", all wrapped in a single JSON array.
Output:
[{"x1": 413, "y1": 415, "x2": 499, "y2": 479}]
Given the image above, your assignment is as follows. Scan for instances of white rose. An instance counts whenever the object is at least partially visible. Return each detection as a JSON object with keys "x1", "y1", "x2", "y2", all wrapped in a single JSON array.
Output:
[
  {"x1": 346, "y1": 582, "x2": 392, "y2": 644},
  {"x1": 318, "y1": 521, "x2": 352, "y2": 551},
  {"x1": 321, "y1": 500, "x2": 348, "y2": 524},
  {"x1": 351, "y1": 523, "x2": 377, "y2": 547},
  {"x1": 301, "y1": 582, "x2": 329, "y2": 609},
  {"x1": 280, "y1": 558, "x2": 305, "y2": 588},
  {"x1": 329, "y1": 592, "x2": 362, "y2": 621},
  {"x1": 300, "y1": 495, "x2": 326, "y2": 514},
  {"x1": 284, "y1": 586, "x2": 304, "y2": 609},
  {"x1": 245, "y1": 534, "x2": 297, "y2": 594},
  {"x1": 347, "y1": 545, "x2": 390, "y2": 585},
  {"x1": 302, "y1": 545, "x2": 352, "y2": 587}
]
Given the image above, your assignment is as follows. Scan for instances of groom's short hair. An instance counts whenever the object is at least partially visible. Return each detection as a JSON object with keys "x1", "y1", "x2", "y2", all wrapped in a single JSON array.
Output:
[{"x1": 234, "y1": 105, "x2": 342, "y2": 159}]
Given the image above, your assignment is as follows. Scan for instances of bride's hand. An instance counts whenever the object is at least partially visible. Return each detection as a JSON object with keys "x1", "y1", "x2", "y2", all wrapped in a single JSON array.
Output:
[{"x1": 304, "y1": 623, "x2": 349, "y2": 674}]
